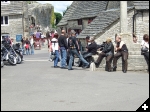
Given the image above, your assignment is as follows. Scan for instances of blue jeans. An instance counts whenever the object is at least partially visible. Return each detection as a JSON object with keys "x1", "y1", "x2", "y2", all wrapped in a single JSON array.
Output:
[
  {"x1": 68, "y1": 49, "x2": 89, "y2": 69},
  {"x1": 26, "y1": 48, "x2": 30, "y2": 55},
  {"x1": 60, "y1": 47, "x2": 67, "y2": 67},
  {"x1": 54, "y1": 50, "x2": 59, "y2": 66},
  {"x1": 30, "y1": 45, "x2": 34, "y2": 55},
  {"x1": 22, "y1": 45, "x2": 25, "y2": 55}
]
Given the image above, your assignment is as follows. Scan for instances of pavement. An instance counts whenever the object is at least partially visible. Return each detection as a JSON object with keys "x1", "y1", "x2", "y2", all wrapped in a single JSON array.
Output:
[{"x1": 1, "y1": 47, "x2": 149, "y2": 111}]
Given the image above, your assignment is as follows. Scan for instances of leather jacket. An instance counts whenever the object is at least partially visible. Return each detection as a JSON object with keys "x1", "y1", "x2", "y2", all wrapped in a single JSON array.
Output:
[{"x1": 102, "y1": 42, "x2": 114, "y2": 56}]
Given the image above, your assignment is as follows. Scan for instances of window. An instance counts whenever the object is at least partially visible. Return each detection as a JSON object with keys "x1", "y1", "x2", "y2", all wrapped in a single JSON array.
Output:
[
  {"x1": 1, "y1": 16, "x2": 9, "y2": 26},
  {"x1": 78, "y1": 19, "x2": 82, "y2": 25},
  {"x1": 1, "y1": 1, "x2": 10, "y2": 5}
]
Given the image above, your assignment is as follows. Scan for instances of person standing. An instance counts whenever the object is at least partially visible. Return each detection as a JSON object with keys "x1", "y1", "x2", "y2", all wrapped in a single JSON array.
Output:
[
  {"x1": 30, "y1": 35, "x2": 34, "y2": 55},
  {"x1": 112, "y1": 35, "x2": 129, "y2": 73},
  {"x1": 51, "y1": 33, "x2": 60, "y2": 68},
  {"x1": 58, "y1": 30, "x2": 68, "y2": 69},
  {"x1": 68, "y1": 30, "x2": 89, "y2": 70},
  {"x1": 141, "y1": 34, "x2": 149, "y2": 72},
  {"x1": 21, "y1": 37, "x2": 26, "y2": 55},
  {"x1": 25, "y1": 37, "x2": 31, "y2": 55}
]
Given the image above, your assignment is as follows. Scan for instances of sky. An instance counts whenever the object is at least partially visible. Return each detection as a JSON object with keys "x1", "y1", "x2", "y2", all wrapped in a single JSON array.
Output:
[{"x1": 36, "y1": 1, "x2": 73, "y2": 15}]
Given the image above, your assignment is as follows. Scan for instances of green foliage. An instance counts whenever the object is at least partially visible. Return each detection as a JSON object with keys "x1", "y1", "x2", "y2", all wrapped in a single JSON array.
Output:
[
  {"x1": 63, "y1": 6, "x2": 70, "y2": 16},
  {"x1": 28, "y1": 1, "x2": 32, "y2": 4},
  {"x1": 54, "y1": 12, "x2": 62, "y2": 25},
  {"x1": 50, "y1": 6, "x2": 56, "y2": 28}
]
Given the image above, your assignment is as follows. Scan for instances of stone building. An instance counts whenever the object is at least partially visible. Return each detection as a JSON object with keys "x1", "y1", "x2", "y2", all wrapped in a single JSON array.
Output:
[
  {"x1": 1, "y1": 1, "x2": 24, "y2": 40},
  {"x1": 1, "y1": 1, "x2": 53, "y2": 42},
  {"x1": 57, "y1": 1, "x2": 149, "y2": 71}
]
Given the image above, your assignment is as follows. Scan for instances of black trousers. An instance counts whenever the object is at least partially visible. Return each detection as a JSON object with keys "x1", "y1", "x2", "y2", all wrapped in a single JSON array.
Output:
[
  {"x1": 113, "y1": 51, "x2": 128, "y2": 71},
  {"x1": 96, "y1": 52, "x2": 113, "y2": 71},
  {"x1": 143, "y1": 52, "x2": 149, "y2": 72}
]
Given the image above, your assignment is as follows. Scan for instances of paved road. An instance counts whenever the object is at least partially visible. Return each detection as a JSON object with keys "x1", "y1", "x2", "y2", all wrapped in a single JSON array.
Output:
[{"x1": 1, "y1": 49, "x2": 149, "y2": 111}]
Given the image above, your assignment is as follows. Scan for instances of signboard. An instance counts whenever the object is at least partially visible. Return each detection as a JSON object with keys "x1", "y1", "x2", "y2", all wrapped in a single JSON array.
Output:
[{"x1": 16, "y1": 34, "x2": 22, "y2": 42}]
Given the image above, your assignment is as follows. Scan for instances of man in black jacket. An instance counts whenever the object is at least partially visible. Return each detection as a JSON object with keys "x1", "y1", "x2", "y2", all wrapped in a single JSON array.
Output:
[
  {"x1": 58, "y1": 30, "x2": 68, "y2": 69},
  {"x1": 95, "y1": 38, "x2": 114, "y2": 72},
  {"x1": 68, "y1": 30, "x2": 89, "y2": 70}
]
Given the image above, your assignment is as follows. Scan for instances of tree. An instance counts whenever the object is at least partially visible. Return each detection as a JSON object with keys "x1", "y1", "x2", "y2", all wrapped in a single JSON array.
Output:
[
  {"x1": 50, "y1": 6, "x2": 56, "y2": 28},
  {"x1": 63, "y1": 6, "x2": 70, "y2": 16},
  {"x1": 54, "y1": 12, "x2": 62, "y2": 25}
]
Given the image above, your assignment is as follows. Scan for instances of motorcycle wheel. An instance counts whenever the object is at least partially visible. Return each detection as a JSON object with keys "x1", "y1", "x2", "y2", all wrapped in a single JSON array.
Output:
[
  {"x1": 1, "y1": 60, "x2": 4, "y2": 67},
  {"x1": 16, "y1": 53, "x2": 22, "y2": 64},
  {"x1": 8, "y1": 54, "x2": 17, "y2": 65}
]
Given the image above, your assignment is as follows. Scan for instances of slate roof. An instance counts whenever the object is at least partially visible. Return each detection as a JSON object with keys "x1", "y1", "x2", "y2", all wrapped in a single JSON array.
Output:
[
  {"x1": 57, "y1": 1, "x2": 81, "y2": 26},
  {"x1": 77, "y1": 10, "x2": 120, "y2": 39},
  {"x1": 1, "y1": 1, "x2": 23, "y2": 15},
  {"x1": 57, "y1": 1, "x2": 108, "y2": 26},
  {"x1": 68, "y1": 1, "x2": 108, "y2": 20},
  {"x1": 133, "y1": 1, "x2": 149, "y2": 10}
]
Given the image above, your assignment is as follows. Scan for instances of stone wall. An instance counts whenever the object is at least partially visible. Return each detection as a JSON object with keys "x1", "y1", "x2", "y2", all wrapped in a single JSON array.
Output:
[
  {"x1": 107, "y1": 1, "x2": 133, "y2": 10},
  {"x1": 82, "y1": 19, "x2": 89, "y2": 30},
  {"x1": 1, "y1": 14, "x2": 23, "y2": 43},
  {"x1": 67, "y1": 20, "x2": 82, "y2": 30},
  {"x1": 135, "y1": 10, "x2": 149, "y2": 43},
  {"x1": 90, "y1": 9, "x2": 149, "y2": 71},
  {"x1": 94, "y1": 9, "x2": 134, "y2": 44}
]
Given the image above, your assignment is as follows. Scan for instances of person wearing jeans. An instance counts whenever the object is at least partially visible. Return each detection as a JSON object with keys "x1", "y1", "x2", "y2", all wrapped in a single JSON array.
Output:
[
  {"x1": 58, "y1": 30, "x2": 68, "y2": 69},
  {"x1": 51, "y1": 33, "x2": 60, "y2": 68},
  {"x1": 60, "y1": 47, "x2": 67, "y2": 68},
  {"x1": 68, "y1": 30, "x2": 89, "y2": 70},
  {"x1": 68, "y1": 49, "x2": 89, "y2": 70},
  {"x1": 30, "y1": 35, "x2": 34, "y2": 55},
  {"x1": 141, "y1": 34, "x2": 149, "y2": 72}
]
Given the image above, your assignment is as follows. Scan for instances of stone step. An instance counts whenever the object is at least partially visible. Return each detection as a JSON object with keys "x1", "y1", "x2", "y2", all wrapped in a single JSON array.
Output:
[{"x1": 91, "y1": 54, "x2": 147, "y2": 71}]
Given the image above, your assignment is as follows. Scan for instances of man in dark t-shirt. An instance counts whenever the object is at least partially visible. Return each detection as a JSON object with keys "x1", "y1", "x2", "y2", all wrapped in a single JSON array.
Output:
[{"x1": 58, "y1": 30, "x2": 68, "y2": 69}]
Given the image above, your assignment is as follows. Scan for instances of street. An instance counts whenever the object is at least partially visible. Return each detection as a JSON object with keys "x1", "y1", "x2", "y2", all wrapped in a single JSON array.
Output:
[{"x1": 1, "y1": 49, "x2": 149, "y2": 111}]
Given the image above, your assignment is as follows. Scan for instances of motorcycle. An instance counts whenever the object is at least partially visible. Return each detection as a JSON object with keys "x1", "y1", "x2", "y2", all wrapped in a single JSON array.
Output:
[
  {"x1": 1, "y1": 44, "x2": 17, "y2": 65},
  {"x1": 12, "y1": 43, "x2": 24, "y2": 63},
  {"x1": 1, "y1": 48, "x2": 4, "y2": 67}
]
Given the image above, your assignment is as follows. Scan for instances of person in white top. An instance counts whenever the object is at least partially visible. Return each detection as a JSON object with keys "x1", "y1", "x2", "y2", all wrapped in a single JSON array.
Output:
[
  {"x1": 141, "y1": 34, "x2": 149, "y2": 72},
  {"x1": 51, "y1": 33, "x2": 60, "y2": 68},
  {"x1": 30, "y1": 35, "x2": 34, "y2": 55}
]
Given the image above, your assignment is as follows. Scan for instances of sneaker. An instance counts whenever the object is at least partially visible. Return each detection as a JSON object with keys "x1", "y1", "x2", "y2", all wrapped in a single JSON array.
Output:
[
  {"x1": 61, "y1": 67, "x2": 68, "y2": 69},
  {"x1": 82, "y1": 64, "x2": 89, "y2": 69},
  {"x1": 68, "y1": 68, "x2": 74, "y2": 70},
  {"x1": 54, "y1": 66, "x2": 60, "y2": 68}
]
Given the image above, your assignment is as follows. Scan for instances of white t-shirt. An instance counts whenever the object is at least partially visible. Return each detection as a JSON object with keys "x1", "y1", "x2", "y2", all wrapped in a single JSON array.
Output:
[
  {"x1": 51, "y1": 38, "x2": 59, "y2": 52},
  {"x1": 41, "y1": 34, "x2": 44, "y2": 38},
  {"x1": 30, "y1": 38, "x2": 34, "y2": 46},
  {"x1": 141, "y1": 40, "x2": 149, "y2": 52}
]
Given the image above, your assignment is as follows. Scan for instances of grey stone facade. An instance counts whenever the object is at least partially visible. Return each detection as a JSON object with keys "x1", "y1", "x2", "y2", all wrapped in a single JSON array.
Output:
[
  {"x1": 1, "y1": 1, "x2": 53, "y2": 42},
  {"x1": 1, "y1": 1, "x2": 23, "y2": 42},
  {"x1": 1, "y1": 14, "x2": 23, "y2": 40}
]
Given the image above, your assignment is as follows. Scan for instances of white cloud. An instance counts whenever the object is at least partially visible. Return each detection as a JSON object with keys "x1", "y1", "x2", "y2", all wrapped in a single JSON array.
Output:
[{"x1": 36, "y1": 1, "x2": 73, "y2": 15}]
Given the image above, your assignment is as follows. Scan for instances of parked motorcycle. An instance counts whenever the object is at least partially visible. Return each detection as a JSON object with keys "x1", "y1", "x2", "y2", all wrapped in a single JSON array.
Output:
[
  {"x1": 1, "y1": 44, "x2": 17, "y2": 65},
  {"x1": 1, "y1": 49, "x2": 4, "y2": 67},
  {"x1": 13, "y1": 43, "x2": 24, "y2": 63}
]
